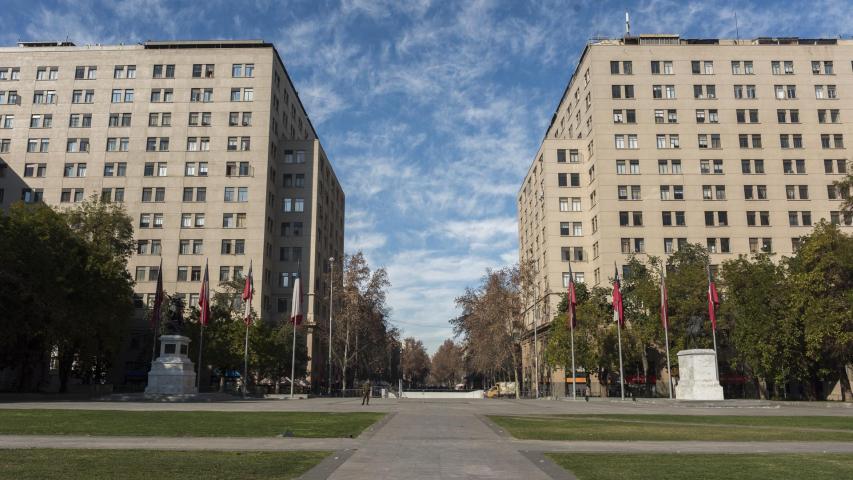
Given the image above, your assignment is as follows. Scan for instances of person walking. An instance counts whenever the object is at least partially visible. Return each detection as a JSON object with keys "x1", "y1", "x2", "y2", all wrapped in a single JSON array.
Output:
[{"x1": 361, "y1": 379, "x2": 371, "y2": 406}]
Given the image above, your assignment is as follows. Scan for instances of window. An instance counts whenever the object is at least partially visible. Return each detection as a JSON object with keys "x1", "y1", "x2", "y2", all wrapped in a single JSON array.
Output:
[
  {"x1": 152, "y1": 64, "x2": 175, "y2": 78},
  {"x1": 146, "y1": 137, "x2": 170, "y2": 152},
  {"x1": 0, "y1": 90, "x2": 18, "y2": 105},
  {"x1": 824, "y1": 159, "x2": 848, "y2": 174},
  {"x1": 23, "y1": 163, "x2": 47, "y2": 178},
  {"x1": 65, "y1": 138, "x2": 90, "y2": 153},
  {"x1": 192, "y1": 64, "x2": 215, "y2": 78},
  {"x1": 654, "y1": 134, "x2": 679, "y2": 149},
  {"x1": 650, "y1": 60, "x2": 673, "y2": 75},
  {"x1": 557, "y1": 173, "x2": 580, "y2": 187},
  {"x1": 32, "y1": 90, "x2": 56, "y2": 104},
  {"x1": 731, "y1": 60, "x2": 753, "y2": 75},
  {"x1": 612, "y1": 109, "x2": 636, "y2": 124},
  {"x1": 610, "y1": 60, "x2": 632, "y2": 74},
  {"x1": 150, "y1": 88, "x2": 174, "y2": 103},
  {"x1": 74, "y1": 65, "x2": 97, "y2": 79},
  {"x1": 693, "y1": 84, "x2": 716, "y2": 99},
  {"x1": 780, "y1": 134, "x2": 803, "y2": 149}
]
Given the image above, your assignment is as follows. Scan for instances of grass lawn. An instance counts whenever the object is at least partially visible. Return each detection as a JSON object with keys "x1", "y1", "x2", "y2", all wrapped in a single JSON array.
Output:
[
  {"x1": 0, "y1": 449, "x2": 329, "y2": 480},
  {"x1": 489, "y1": 414, "x2": 853, "y2": 441},
  {"x1": 546, "y1": 453, "x2": 853, "y2": 480},
  {"x1": 0, "y1": 410, "x2": 383, "y2": 438}
]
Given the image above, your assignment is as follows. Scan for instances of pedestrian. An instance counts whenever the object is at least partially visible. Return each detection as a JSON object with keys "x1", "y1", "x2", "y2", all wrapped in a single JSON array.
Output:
[{"x1": 361, "y1": 379, "x2": 371, "y2": 406}]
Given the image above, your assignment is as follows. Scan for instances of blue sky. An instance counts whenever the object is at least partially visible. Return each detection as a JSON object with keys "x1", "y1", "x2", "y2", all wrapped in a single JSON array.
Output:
[{"x1": 6, "y1": 0, "x2": 852, "y2": 352}]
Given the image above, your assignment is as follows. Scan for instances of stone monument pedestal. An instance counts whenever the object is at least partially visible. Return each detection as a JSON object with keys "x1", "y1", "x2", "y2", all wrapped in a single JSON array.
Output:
[
  {"x1": 675, "y1": 349, "x2": 724, "y2": 400},
  {"x1": 145, "y1": 335, "x2": 198, "y2": 397}
]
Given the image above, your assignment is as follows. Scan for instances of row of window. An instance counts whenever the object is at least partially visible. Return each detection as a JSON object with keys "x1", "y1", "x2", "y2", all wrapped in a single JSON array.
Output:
[
  {"x1": 610, "y1": 59, "x2": 841, "y2": 76},
  {"x1": 0, "y1": 63, "x2": 256, "y2": 82},
  {"x1": 615, "y1": 209, "x2": 827, "y2": 228},
  {"x1": 135, "y1": 238, "x2": 248, "y2": 256},
  {"x1": 611, "y1": 108, "x2": 841, "y2": 124},
  {"x1": 15, "y1": 161, "x2": 310, "y2": 183},
  {"x1": 0, "y1": 112, "x2": 255, "y2": 129},
  {"x1": 6, "y1": 135, "x2": 255, "y2": 153},
  {"x1": 612, "y1": 83, "x2": 841, "y2": 100},
  {"x1": 0, "y1": 87, "x2": 255, "y2": 105},
  {"x1": 614, "y1": 184, "x2": 846, "y2": 201},
  {"x1": 610, "y1": 158, "x2": 848, "y2": 175},
  {"x1": 613, "y1": 133, "x2": 845, "y2": 150}
]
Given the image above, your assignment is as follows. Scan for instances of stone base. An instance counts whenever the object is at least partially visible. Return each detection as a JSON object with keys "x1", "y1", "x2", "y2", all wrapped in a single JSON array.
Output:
[
  {"x1": 145, "y1": 335, "x2": 198, "y2": 396},
  {"x1": 676, "y1": 349, "x2": 724, "y2": 401}
]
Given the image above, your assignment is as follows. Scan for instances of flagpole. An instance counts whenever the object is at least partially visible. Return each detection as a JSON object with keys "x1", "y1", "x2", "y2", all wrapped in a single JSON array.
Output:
[
  {"x1": 196, "y1": 324, "x2": 204, "y2": 389},
  {"x1": 568, "y1": 260, "x2": 576, "y2": 400},
  {"x1": 291, "y1": 261, "x2": 301, "y2": 400},
  {"x1": 570, "y1": 321, "x2": 576, "y2": 400},
  {"x1": 664, "y1": 322, "x2": 673, "y2": 399},
  {"x1": 707, "y1": 263, "x2": 721, "y2": 382},
  {"x1": 150, "y1": 259, "x2": 164, "y2": 367},
  {"x1": 661, "y1": 261, "x2": 673, "y2": 399},
  {"x1": 614, "y1": 263, "x2": 625, "y2": 401},
  {"x1": 290, "y1": 323, "x2": 297, "y2": 399},
  {"x1": 196, "y1": 259, "x2": 209, "y2": 391},
  {"x1": 617, "y1": 315, "x2": 625, "y2": 400},
  {"x1": 243, "y1": 323, "x2": 249, "y2": 398}
]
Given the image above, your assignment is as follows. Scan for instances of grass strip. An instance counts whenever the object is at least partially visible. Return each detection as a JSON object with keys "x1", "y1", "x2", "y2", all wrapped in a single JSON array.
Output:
[
  {"x1": 0, "y1": 449, "x2": 330, "y2": 480},
  {"x1": 0, "y1": 410, "x2": 383, "y2": 438},
  {"x1": 546, "y1": 453, "x2": 853, "y2": 480},
  {"x1": 489, "y1": 414, "x2": 853, "y2": 441}
]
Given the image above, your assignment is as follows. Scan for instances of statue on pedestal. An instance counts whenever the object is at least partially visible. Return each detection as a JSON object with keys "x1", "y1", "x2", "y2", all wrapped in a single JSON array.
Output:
[
  {"x1": 165, "y1": 296, "x2": 185, "y2": 335},
  {"x1": 145, "y1": 296, "x2": 197, "y2": 397}
]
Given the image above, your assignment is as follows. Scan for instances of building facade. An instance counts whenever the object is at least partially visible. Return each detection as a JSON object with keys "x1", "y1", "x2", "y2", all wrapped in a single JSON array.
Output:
[
  {"x1": 0, "y1": 40, "x2": 344, "y2": 389},
  {"x1": 518, "y1": 35, "x2": 852, "y2": 397}
]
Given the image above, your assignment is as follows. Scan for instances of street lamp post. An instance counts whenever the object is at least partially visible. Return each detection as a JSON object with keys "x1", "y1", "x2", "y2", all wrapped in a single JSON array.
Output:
[
  {"x1": 533, "y1": 284, "x2": 539, "y2": 399},
  {"x1": 328, "y1": 257, "x2": 334, "y2": 396}
]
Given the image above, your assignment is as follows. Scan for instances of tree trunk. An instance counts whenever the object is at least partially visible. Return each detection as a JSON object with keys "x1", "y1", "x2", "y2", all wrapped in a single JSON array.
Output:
[
  {"x1": 510, "y1": 350, "x2": 520, "y2": 399},
  {"x1": 839, "y1": 364, "x2": 853, "y2": 402},
  {"x1": 342, "y1": 324, "x2": 350, "y2": 392},
  {"x1": 756, "y1": 377, "x2": 768, "y2": 400}
]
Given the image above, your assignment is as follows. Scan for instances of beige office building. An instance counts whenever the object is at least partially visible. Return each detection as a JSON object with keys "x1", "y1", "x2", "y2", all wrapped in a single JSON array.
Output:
[
  {"x1": 0, "y1": 40, "x2": 344, "y2": 389},
  {"x1": 518, "y1": 35, "x2": 852, "y2": 396}
]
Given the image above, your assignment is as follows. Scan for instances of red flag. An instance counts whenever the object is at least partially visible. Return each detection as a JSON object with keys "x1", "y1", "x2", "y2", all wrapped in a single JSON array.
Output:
[
  {"x1": 612, "y1": 264, "x2": 624, "y2": 327},
  {"x1": 707, "y1": 265, "x2": 720, "y2": 331},
  {"x1": 566, "y1": 263, "x2": 577, "y2": 329},
  {"x1": 151, "y1": 259, "x2": 164, "y2": 329},
  {"x1": 660, "y1": 269, "x2": 669, "y2": 329},
  {"x1": 290, "y1": 275, "x2": 302, "y2": 326},
  {"x1": 199, "y1": 261, "x2": 210, "y2": 326},
  {"x1": 242, "y1": 261, "x2": 253, "y2": 326}
]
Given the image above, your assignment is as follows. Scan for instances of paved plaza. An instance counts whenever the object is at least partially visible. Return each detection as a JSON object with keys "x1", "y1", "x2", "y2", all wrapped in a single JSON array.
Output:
[{"x1": 1, "y1": 397, "x2": 852, "y2": 479}]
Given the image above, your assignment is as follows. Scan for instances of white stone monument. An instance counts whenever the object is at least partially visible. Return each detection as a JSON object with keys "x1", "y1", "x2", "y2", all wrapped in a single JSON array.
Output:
[
  {"x1": 145, "y1": 335, "x2": 198, "y2": 397},
  {"x1": 675, "y1": 349, "x2": 724, "y2": 400}
]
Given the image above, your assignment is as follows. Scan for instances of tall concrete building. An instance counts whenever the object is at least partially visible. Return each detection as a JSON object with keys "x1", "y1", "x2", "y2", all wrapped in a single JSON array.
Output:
[
  {"x1": 518, "y1": 35, "x2": 852, "y2": 396},
  {"x1": 0, "y1": 40, "x2": 344, "y2": 389}
]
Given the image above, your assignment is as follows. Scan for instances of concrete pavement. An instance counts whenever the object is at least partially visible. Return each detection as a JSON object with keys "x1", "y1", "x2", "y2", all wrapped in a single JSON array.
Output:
[{"x1": 0, "y1": 397, "x2": 852, "y2": 479}]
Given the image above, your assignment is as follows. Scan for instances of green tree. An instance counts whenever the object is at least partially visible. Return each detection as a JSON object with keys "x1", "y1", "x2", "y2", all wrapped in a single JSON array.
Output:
[
  {"x1": 430, "y1": 339, "x2": 464, "y2": 387},
  {"x1": 720, "y1": 253, "x2": 802, "y2": 399},
  {"x1": 0, "y1": 198, "x2": 134, "y2": 392},
  {"x1": 785, "y1": 221, "x2": 853, "y2": 400},
  {"x1": 833, "y1": 166, "x2": 853, "y2": 214},
  {"x1": 251, "y1": 319, "x2": 307, "y2": 394},
  {"x1": 664, "y1": 244, "x2": 715, "y2": 352}
]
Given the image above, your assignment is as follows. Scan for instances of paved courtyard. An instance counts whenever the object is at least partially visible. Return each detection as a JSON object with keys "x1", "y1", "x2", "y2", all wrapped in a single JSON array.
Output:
[{"x1": 1, "y1": 397, "x2": 851, "y2": 479}]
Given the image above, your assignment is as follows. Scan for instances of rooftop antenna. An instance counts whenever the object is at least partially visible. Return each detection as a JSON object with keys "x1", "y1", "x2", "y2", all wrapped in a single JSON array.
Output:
[
  {"x1": 625, "y1": 11, "x2": 631, "y2": 36},
  {"x1": 734, "y1": 11, "x2": 740, "y2": 44}
]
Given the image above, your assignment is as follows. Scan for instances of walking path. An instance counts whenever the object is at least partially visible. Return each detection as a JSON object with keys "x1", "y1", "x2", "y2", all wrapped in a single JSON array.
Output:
[{"x1": 1, "y1": 398, "x2": 852, "y2": 479}]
